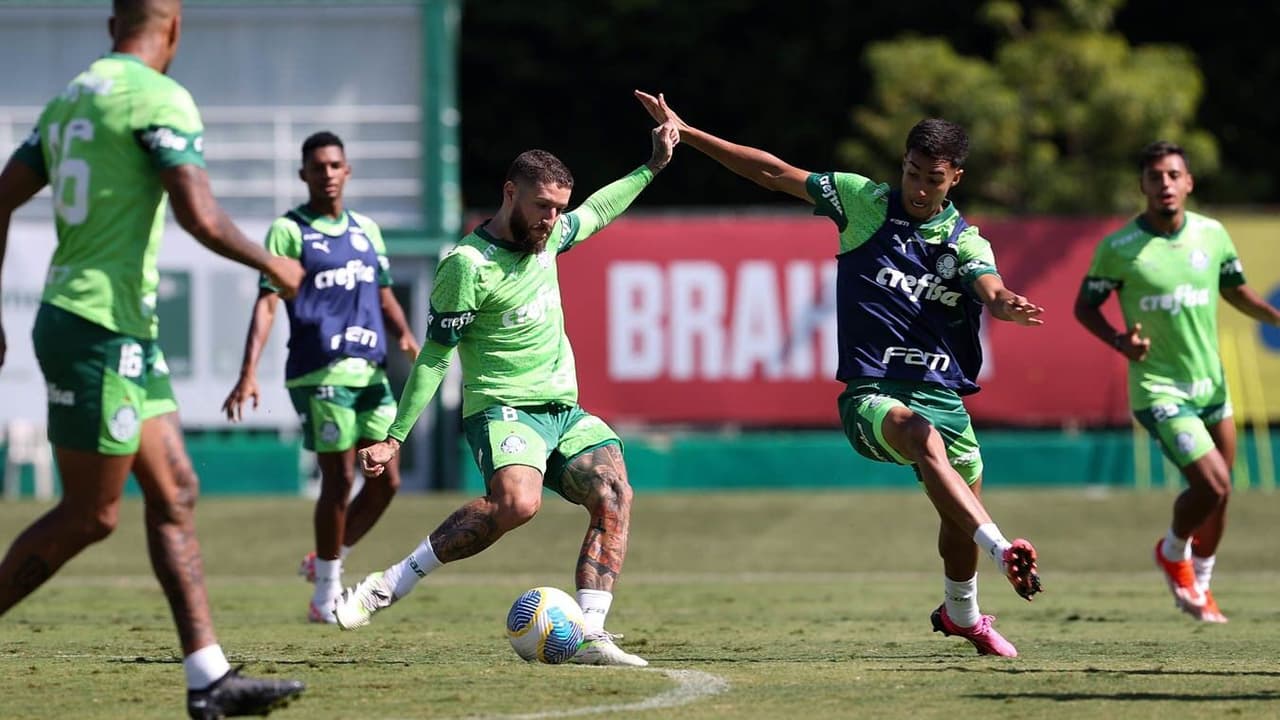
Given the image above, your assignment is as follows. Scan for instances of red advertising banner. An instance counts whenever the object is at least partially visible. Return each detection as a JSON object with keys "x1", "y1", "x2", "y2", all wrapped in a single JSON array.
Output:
[{"x1": 555, "y1": 214, "x2": 1133, "y2": 428}]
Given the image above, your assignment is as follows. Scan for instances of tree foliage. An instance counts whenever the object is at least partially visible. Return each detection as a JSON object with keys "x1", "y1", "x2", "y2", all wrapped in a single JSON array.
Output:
[{"x1": 841, "y1": 0, "x2": 1215, "y2": 214}]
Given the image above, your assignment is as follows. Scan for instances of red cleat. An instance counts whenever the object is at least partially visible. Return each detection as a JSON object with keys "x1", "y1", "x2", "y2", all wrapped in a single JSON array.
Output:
[
  {"x1": 298, "y1": 551, "x2": 317, "y2": 584},
  {"x1": 1002, "y1": 539, "x2": 1042, "y2": 600},
  {"x1": 1154, "y1": 538, "x2": 1207, "y2": 617}
]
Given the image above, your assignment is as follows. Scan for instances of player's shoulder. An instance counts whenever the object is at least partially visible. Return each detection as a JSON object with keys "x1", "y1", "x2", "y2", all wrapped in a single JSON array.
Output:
[
  {"x1": 347, "y1": 210, "x2": 381, "y2": 235},
  {"x1": 826, "y1": 171, "x2": 890, "y2": 201},
  {"x1": 954, "y1": 222, "x2": 988, "y2": 247},
  {"x1": 268, "y1": 213, "x2": 302, "y2": 235},
  {"x1": 1100, "y1": 218, "x2": 1145, "y2": 251},
  {"x1": 439, "y1": 234, "x2": 493, "y2": 271},
  {"x1": 1185, "y1": 210, "x2": 1227, "y2": 236}
]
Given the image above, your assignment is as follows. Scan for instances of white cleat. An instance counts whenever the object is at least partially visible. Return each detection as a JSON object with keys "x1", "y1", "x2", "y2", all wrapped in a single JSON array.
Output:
[
  {"x1": 569, "y1": 630, "x2": 649, "y2": 667},
  {"x1": 332, "y1": 571, "x2": 396, "y2": 630}
]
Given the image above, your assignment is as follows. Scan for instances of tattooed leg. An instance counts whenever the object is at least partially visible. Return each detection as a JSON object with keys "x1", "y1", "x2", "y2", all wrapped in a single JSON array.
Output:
[
  {"x1": 560, "y1": 444, "x2": 632, "y2": 593},
  {"x1": 429, "y1": 464, "x2": 543, "y2": 564},
  {"x1": 0, "y1": 447, "x2": 130, "y2": 615},
  {"x1": 133, "y1": 413, "x2": 218, "y2": 654}
]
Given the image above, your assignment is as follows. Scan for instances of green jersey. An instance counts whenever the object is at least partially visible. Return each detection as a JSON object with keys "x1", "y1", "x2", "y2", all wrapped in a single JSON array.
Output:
[
  {"x1": 386, "y1": 166, "x2": 654, "y2": 440},
  {"x1": 12, "y1": 53, "x2": 205, "y2": 339},
  {"x1": 1082, "y1": 212, "x2": 1246, "y2": 409}
]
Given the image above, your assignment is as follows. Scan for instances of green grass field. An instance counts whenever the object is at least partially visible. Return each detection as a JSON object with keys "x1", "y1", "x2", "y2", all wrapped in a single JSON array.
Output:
[{"x1": 2, "y1": 488, "x2": 1279, "y2": 719}]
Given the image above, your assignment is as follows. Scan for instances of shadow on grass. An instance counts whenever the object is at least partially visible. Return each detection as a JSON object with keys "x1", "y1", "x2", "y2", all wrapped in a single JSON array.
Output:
[{"x1": 968, "y1": 691, "x2": 1280, "y2": 702}]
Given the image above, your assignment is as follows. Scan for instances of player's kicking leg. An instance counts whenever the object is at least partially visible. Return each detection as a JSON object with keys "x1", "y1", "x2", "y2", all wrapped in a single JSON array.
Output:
[
  {"x1": 927, "y1": 477, "x2": 1020, "y2": 657},
  {"x1": 334, "y1": 465, "x2": 542, "y2": 629}
]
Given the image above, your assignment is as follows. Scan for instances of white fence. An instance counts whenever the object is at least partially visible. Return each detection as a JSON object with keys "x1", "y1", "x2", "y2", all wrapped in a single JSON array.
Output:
[{"x1": 0, "y1": 104, "x2": 423, "y2": 227}]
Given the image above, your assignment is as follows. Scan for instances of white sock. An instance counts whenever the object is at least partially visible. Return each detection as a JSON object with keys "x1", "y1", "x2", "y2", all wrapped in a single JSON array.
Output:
[
  {"x1": 1191, "y1": 554, "x2": 1215, "y2": 590},
  {"x1": 576, "y1": 589, "x2": 613, "y2": 634},
  {"x1": 1162, "y1": 529, "x2": 1190, "y2": 563},
  {"x1": 973, "y1": 523, "x2": 1012, "y2": 570},
  {"x1": 943, "y1": 575, "x2": 980, "y2": 628},
  {"x1": 382, "y1": 538, "x2": 442, "y2": 599},
  {"x1": 183, "y1": 644, "x2": 231, "y2": 690},
  {"x1": 311, "y1": 558, "x2": 343, "y2": 608},
  {"x1": 340, "y1": 545, "x2": 353, "y2": 561}
]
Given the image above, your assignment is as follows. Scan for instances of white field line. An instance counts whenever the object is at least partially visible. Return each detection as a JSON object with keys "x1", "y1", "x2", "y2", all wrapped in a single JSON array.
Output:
[{"x1": 459, "y1": 668, "x2": 729, "y2": 720}]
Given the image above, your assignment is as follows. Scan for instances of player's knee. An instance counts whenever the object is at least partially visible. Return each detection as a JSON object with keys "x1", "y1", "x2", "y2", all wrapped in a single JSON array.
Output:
[
  {"x1": 496, "y1": 491, "x2": 542, "y2": 529},
  {"x1": 888, "y1": 415, "x2": 941, "y2": 462},
  {"x1": 66, "y1": 501, "x2": 120, "y2": 543}
]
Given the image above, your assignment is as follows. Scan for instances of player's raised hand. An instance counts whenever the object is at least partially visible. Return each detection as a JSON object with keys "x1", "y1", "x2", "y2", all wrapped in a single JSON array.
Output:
[
  {"x1": 221, "y1": 374, "x2": 260, "y2": 422},
  {"x1": 265, "y1": 256, "x2": 306, "y2": 300},
  {"x1": 634, "y1": 90, "x2": 687, "y2": 129},
  {"x1": 647, "y1": 121, "x2": 679, "y2": 173},
  {"x1": 1116, "y1": 323, "x2": 1151, "y2": 361},
  {"x1": 359, "y1": 438, "x2": 399, "y2": 478}
]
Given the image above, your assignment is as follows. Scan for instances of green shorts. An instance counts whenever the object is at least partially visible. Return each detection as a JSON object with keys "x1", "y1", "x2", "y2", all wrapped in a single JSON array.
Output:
[
  {"x1": 462, "y1": 403, "x2": 621, "y2": 502},
  {"x1": 837, "y1": 379, "x2": 984, "y2": 485},
  {"x1": 1134, "y1": 392, "x2": 1231, "y2": 468},
  {"x1": 288, "y1": 381, "x2": 396, "y2": 453},
  {"x1": 33, "y1": 303, "x2": 178, "y2": 455}
]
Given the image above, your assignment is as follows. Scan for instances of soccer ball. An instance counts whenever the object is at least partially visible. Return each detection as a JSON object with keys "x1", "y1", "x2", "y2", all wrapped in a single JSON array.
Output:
[{"x1": 505, "y1": 586, "x2": 585, "y2": 664}]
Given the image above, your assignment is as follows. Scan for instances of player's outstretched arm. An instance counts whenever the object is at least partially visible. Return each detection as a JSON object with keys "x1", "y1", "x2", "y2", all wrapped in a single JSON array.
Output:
[
  {"x1": 0, "y1": 155, "x2": 47, "y2": 370},
  {"x1": 160, "y1": 165, "x2": 305, "y2": 298},
  {"x1": 359, "y1": 339, "x2": 453, "y2": 477},
  {"x1": 1221, "y1": 285, "x2": 1280, "y2": 327},
  {"x1": 222, "y1": 288, "x2": 279, "y2": 422},
  {"x1": 634, "y1": 90, "x2": 812, "y2": 202},
  {"x1": 564, "y1": 121, "x2": 679, "y2": 246},
  {"x1": 973, "y1": 274, "x2": 1044, "y2": 327}
]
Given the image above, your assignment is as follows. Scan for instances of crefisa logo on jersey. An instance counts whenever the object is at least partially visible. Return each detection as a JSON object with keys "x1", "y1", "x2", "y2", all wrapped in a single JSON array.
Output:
[{"x1": 935, "y1": 254, "x2": 958, "y2": 279}]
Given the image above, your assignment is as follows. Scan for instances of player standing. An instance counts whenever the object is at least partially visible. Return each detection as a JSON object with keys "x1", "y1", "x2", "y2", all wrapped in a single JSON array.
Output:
[
  {"x1": 222, "y1": 131, "x2": 419, "y2": 624},
  {"x1": 331, "y1": 121, "x2": 680, "y2": 667},
  {"x1": 635, "y1": 90, "x2": 1042, "y2": 657},
  {"x1": 1075, "y1": 141, "x2": 1280, "y2": 623},
  {"x1": 0, "y1": 1, "x2": 306, "y2": 716}
]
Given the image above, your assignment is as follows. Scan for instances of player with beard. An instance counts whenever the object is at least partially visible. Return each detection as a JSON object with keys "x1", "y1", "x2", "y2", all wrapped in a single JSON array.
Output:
[
  {"x1": 1075, "y1": 141, "x2": 1280, "y2": 623},
  {"x1": 331, "y1": 121, "x2": 680, "y2": 667}
]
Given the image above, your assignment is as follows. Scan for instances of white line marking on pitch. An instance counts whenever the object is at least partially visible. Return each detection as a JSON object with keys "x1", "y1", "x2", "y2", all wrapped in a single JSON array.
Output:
[{"x1": 463, "y1": 668, "x2": 729, "y2": 720}]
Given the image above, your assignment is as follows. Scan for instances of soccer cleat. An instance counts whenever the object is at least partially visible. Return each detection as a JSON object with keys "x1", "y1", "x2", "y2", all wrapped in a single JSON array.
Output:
[
  {"x1": 569, "y1": 630, "x2": 649, "y2": 667},
  {"x1": 1199, "y1": 589, "x2": 1229, "y2": 624},
  {"x1": 186, "y1": 666, "x2": 305, "y2": 719},
  {"x1": 332, "y1": 571, "x2": 396, "y2": 630},
  {"x1": 298, "y1": 552, "x2": 317, "y2": 584},
  {"x1": 930, "y1": 604, "x2": 1018, "y2": 657},
  {"x1": 307, "y1": 599, "x2": 337, "y2": 625},
  {"x1": 1154, "y1": 539, "x2": 1207, "y2": 616},
  {"x1": 1002, "y1": 539, "x2": 1042, "y2": 601}
]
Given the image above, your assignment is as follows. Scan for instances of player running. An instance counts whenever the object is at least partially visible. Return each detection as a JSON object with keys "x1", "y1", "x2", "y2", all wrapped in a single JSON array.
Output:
[
  {"x1": 1075, "y1": 141, "x2": 1280, "y2": 623},
  {"x1": 331, "y1": 121, "x2": 680, "y2": 667},
  {"x1": 635, "y1": 90, "x2": 1043, "y2": 657},
  {"x1": 222, "y1": 131, "x2": 419, "y2": 624},
  {"x1": 0, "y1": 1, "x2": 306, "y2": 716}
]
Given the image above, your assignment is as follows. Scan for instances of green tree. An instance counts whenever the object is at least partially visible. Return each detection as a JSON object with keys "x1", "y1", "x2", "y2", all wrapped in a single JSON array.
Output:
[{"x1": 840, "y1": 0, "x2": 1217, "y2": 214}]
